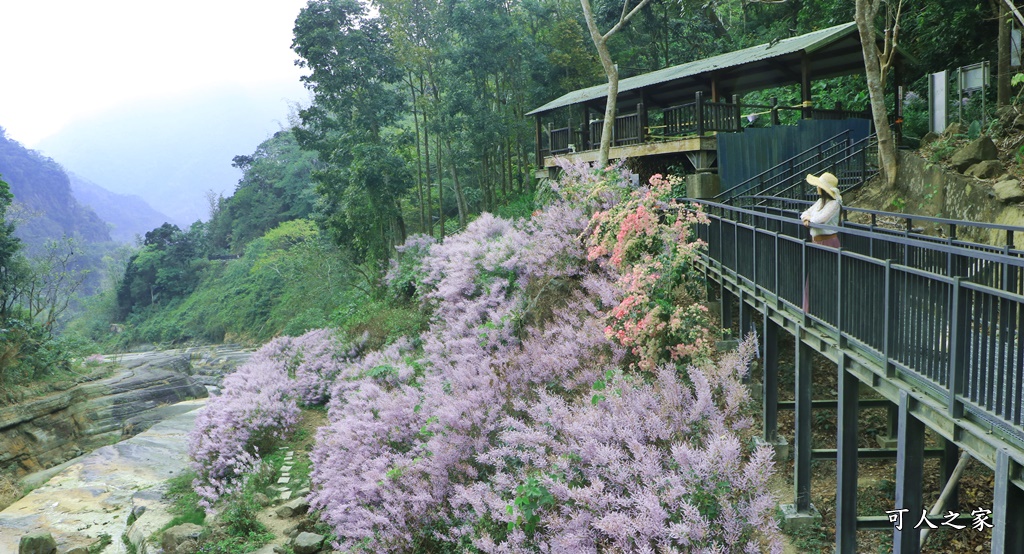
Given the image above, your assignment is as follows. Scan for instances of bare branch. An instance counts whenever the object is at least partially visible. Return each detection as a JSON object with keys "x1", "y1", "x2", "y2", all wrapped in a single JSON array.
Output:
[{"x1": 604, "y1": 0, "x2": 654, "y2": 39}]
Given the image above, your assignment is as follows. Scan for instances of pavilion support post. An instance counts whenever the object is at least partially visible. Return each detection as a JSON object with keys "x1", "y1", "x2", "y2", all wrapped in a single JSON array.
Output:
[
  {"x1": 894, "y1": 390, "x2": 924, "y2": 554},
  {"x1": 835, "y1": 353, "x2": 859, "y2": 554},
  {"x1": 638, "y1": 90, "x2": 649, "y2": 142},
  {"x1": 580, "y1": 105, "x2": 590, "y2": 150},
  {"x1": 992, "y1": 450, "x2": 1024, "y2": 553},
  {"x1": 638, "y1": 102, "x2": 648, "y2": 142},
  {"x1": 733, "y1": 94, "x2": 742, "y2": 132},
  {"x1": 770, "y1": 96, "x2": 780, "y2": 126},
  {"x1": 696, "y1": 91, "x2": 705, "y2": 136},
  {"x1": 801, "y1": 54, "x2": 812, "y2": 119},
  {"x1": 534, "y1": 116, "x2": 543, "y2": 167}
]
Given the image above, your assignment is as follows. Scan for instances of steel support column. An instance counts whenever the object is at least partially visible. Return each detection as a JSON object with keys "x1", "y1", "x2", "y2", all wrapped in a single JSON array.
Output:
[
  {"x1": 795, "y1": 336, "x2": 813, "y2": 512},
  {"x1": 738, "y1": 293, "x2": 752, "y2": 340},
  {"x1": 992, "y1": 450, "x2": 1024, "y2": 552},
  {"x1": 763, "y1": 318, "x2": 780, "y2": 442},
  {"x1": 836, "y1": 354, "x2": 859, "y2": 554},
  {"x1": 721, "y1": 286, "x2": 734, "y2": 330},
  {"x1": 894, "y1": 391, "x2": 925, "y2": 553},
  {"x1": 940, "y1": 439, "x2": 960, "y2": 512}
]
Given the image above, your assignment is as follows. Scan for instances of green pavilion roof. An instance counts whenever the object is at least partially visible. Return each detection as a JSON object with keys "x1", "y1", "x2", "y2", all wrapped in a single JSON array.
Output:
[{"x1": 527, "y1": 22, "x2": 865, "y2": 116}]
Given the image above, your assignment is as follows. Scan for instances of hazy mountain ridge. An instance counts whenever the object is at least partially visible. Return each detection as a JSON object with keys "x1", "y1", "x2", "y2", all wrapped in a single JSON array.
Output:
[
  {"x1": 0, "y1": 128, "x2": 111, "y2": 250},
  {"x1": 69, "y1": 173, "x2": 172, "y2": 243},
  {"x1": 36, "y1": 83, "x2": 307, "y2": 225}
]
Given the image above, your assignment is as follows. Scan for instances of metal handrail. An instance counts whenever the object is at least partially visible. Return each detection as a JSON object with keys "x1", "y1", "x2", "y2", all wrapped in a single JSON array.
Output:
[
  {"x1": 690, "y1": 199, "x2": 1024, "y2": 447},
  {"x1": 737, "y1": 195, "x2": 1024, "y2": 241},
  {"x1": 761, "y1": 134, "x2": 876, "y2": 202},
  {"x1": 714, "y1": 130, "x2": 853, "y2": 201}
]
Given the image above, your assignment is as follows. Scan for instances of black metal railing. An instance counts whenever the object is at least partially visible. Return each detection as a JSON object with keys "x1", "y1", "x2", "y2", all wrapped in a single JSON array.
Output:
[
  {"x1": 691, "y1": 199, "x2": 1024, "y2": 443},
  {"x1": 722, "y1": 135, "x2": 877, "y2": 208}
]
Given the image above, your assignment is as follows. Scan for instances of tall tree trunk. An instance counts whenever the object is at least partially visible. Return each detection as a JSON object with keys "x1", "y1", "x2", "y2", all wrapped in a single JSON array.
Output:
[
  {"x1": 408, "y1": 72, "x2": 426, "y2": 233},
  {"x1": 420, "y1": 75, "x2": 433, "y2": 237},
  {"x1": 995, "y1": 0, "x2": 1012, "y2": 106},
  {"x1": 445, "y1": 139, "x2": 469, "y2": 229},
  {"x1": 580, "y1": 0, "x2": 653, "y2": 168},
  {"x1": 855, "y1": 0, "x2": 900, "y2": 187},
  {"x1": 437, "y1": 134, "x2": 445, "y2": 239}
]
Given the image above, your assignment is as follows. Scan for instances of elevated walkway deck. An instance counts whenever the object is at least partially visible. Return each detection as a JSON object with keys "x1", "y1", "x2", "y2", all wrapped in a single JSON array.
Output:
[{"x1": 690, "y1": 199, "x2": 1024, "y2": 553}]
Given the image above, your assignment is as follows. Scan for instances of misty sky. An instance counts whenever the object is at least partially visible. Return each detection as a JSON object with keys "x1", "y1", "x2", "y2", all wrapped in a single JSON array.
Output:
[{"x1": 0, "y1": 0, "x2": 310, "y2": 147}]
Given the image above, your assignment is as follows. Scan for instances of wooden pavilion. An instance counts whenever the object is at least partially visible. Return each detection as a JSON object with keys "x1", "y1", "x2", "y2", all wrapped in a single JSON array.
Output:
[{"x1": 528, "y1": 22, "x2": 903, "y2": 190}]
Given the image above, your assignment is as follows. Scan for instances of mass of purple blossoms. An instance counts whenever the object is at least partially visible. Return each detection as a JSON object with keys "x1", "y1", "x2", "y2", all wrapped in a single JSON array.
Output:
[{"x1": 187, "y1": 161, "x2": 782, "y2": 552}]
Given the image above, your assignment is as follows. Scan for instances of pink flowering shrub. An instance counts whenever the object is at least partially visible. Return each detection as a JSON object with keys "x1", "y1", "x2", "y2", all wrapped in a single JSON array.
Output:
[{"x1": 584, "y1": 172, "x2": 715, "y2": 371}]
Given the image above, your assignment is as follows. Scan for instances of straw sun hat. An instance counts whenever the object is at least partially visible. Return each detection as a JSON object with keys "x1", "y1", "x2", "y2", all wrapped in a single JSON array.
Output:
[{"x1": 806, "y1": 172, "x2": 841, "y2": 203}]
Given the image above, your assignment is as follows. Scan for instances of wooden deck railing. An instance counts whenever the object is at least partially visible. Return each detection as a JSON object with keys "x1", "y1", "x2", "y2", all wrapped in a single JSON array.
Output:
[{"x1": 537, "y1": 92, "x2": 870, "y2": 164}]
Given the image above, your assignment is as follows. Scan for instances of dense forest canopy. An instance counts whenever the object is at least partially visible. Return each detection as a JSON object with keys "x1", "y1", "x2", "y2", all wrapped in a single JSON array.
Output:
[{"x1": 1, "y1": 0, "x2": 1006, "y2": 356}]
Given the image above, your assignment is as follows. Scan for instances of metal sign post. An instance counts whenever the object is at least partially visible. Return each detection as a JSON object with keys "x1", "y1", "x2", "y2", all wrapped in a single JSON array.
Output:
[{"x1": 956, "y1": 61, "x2": 990, "y2": 125}]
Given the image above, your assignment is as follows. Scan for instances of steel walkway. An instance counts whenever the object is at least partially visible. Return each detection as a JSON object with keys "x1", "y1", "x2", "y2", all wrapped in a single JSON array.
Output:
[{"x1": 689, "y1": 198, "x2": 1024, "y2": 553}]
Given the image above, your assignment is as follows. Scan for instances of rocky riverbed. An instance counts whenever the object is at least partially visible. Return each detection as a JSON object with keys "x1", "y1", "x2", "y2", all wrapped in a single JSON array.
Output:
[
  {"x1": 0, "y1": 400, "x2": 204, "y2": 552},
  {"x1": 0, "y1": 344, "x2": 253, "y2": 552}
]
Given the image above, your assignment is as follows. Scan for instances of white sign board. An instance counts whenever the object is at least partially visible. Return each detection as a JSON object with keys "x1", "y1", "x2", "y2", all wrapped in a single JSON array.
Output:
[
  {"x1": 959, "y1": 62, "x2": 989, "y2": 92},
  {"x1": 1013, "y1": 28, "x2": 1021, "y2": 67},
  {"x1": 929, "y1": 71, "x2": 948, "y2": 134}
]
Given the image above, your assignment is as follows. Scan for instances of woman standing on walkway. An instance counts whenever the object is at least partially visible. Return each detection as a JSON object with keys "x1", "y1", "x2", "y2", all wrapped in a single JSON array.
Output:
[
  {"x1": 801, "y1": 172, "x2": 842, "y2": 312},
  {"x1": 801, "y1": 171, "x2": 842, "y2": 245}
]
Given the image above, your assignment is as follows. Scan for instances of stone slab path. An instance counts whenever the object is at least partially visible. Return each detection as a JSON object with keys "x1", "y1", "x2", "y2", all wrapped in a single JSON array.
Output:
[{"x1": 0, "y1": 399, "x2": 206, "y2": 553}]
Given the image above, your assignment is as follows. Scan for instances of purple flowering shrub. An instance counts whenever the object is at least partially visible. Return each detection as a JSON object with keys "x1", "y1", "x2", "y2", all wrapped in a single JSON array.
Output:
[
  {"x1": 188, "y1": 337, "x2": 302, "y2": 508},
  {"x1": 451, "y1": 336, "x2": 778, "y2": 553},
  {"x1": 190, "y1": 164, "x2": 780, "y2": 551},
  {"x1": 188, "y1": 328, "x2": 362, "y2": 508},
  {"x1": 302, "y1": 169, "x2": 779, "y2": 552}
]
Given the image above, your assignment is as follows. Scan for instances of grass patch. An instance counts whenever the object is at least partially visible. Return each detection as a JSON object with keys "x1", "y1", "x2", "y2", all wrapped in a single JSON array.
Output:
[
  {"x1": 0, "y1": 473, "x2": 22, "y2": 511},
  {"x1": 87, "y1": 534, "x2": 112, "y2": 554},
  {"x1": 161, "y1": 471, "x2": 206, "y2": 531}
]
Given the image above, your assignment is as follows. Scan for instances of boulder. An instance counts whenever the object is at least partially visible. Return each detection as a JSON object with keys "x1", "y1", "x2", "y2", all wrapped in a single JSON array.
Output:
[
  {"x1": 162, "y1": 523, "x2": 203, "y2": 552},
  {"x1": 18, "y1": 533, "x2": 56, "y2": 554},
  {"x1": 174, "y1": 538, "x2": 199, "y2": 553},
  {"x1": 1014, "y1": 114, "x2": 1024, "y2": 130},
  {"x1": 65, "y1": 548, "x2": 89, "y2": 554},
  {"x1": 920, "y1": 131, "x2": 940, "y2": 147},
  {"x1": 994, "y1": 180, "x2": 1024, "y2": 203},
  {"x1": 950, "y1": 136, "x2": 998, "y2": 172},
  {"x1": 275, "y1": 497, "x2": 310, "y2": 518},
  {"x1": 943, "y1": 122, "x2": 967, "y2": 137},
  {"x1": 292, "y1": 532, "x2": 326, "y2": 554},
  {"x1": 965, "y1": 160, "x2": 1004, "y2": 179},
  {"x1": 167, "y1": 355, "x2": 193, "y2": 375}
]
